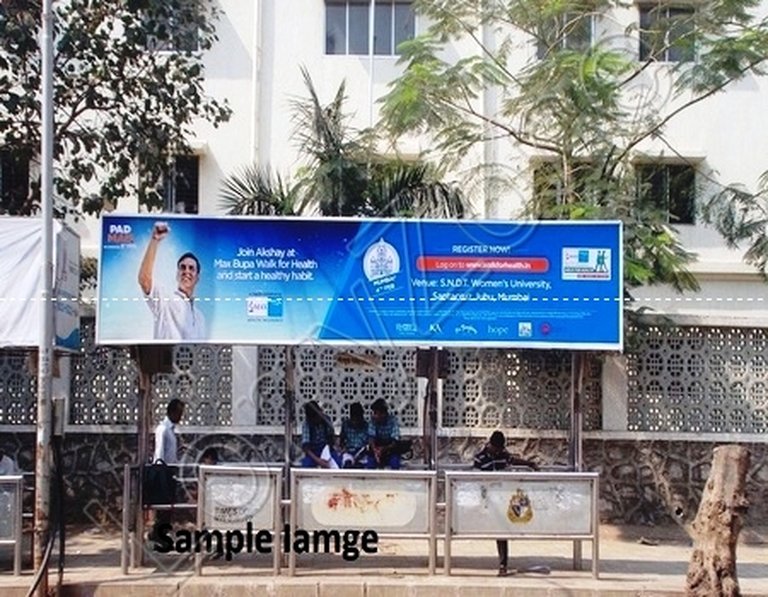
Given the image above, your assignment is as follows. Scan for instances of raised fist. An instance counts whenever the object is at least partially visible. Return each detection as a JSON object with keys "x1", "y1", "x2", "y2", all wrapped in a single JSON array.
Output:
[{"x1": 152, "y1": 221, "x2": 170, "y2": 241}]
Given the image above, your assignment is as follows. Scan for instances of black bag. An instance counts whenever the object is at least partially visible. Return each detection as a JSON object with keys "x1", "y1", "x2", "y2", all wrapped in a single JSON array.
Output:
[
  {"x1": 143, "y1": 460, "x2": 177, "y2": 506},
  {"x1": 391, "y1": 439, "x2": 413, "y2": 458},
  {"x1": 378, "y1": 439, "x2": 413, "y2": 461}
]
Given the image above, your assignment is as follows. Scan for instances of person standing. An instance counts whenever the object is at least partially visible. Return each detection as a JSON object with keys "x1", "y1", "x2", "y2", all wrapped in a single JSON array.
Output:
[
  {"x1": 473, "y1": 430, "x2": 539, "y2": 576},
  {"x1": 138, "y1": 221, "x2": 206, "y2": 340},
  {"x1": 149, "y1": 399, "x2": 185, "y2": 541},
  {"x1": 154, "y1": 399, "x2": 185, "y2": 465}
]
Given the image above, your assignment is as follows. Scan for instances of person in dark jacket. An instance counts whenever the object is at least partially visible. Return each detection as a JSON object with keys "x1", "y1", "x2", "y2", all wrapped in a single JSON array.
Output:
[{"x1": 473, "y1": 430, "x2": 539, "y2": 576}]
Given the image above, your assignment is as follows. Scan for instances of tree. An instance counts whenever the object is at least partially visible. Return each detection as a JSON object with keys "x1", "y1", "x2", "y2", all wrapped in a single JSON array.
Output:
[
  {"x1": 685, "y1": 445, "x2": 750, "y2": 596},
  {"x1": 221, "y1": 68, "x2": 465, "y2": 219},
  {"x1": 0, "y1": 0, "x2": 231, "y2": 217},
  {"x1": 380, "y1": 0, "x2": 768, "y2": 292},
  {"x1": 702, "y1": 176, "x2": 768, "y2": 276}
]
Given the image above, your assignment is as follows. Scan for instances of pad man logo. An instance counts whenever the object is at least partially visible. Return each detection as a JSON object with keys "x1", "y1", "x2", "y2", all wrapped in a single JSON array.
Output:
[
  {"x1": 506, "y1": 489, "x2": 533, "y2": 523},
  {"x1": 106, "y1": 223, "x2": 135, "y2": 245}
]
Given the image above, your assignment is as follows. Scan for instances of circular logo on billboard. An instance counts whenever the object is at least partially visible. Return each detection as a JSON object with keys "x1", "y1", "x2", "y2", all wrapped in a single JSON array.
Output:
[{"x1": 363, "y1": 238, "x2": 400, "y2": 282}]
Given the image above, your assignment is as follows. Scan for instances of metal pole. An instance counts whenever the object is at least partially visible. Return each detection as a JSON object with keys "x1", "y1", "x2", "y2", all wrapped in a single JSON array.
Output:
[
  {"x1": 34, "y1": 1, "x2": 55, "y2": 594},
  {"x1": 121, "y1": 464, "x2": 130, "y2": 575},
  {"x1": 428, "y1": 347, "x2": 439, "y2": 470},
  {"x1": 284, "y1": 346, "x2": 295, "y2": 499},
  {"x1": 570, "y1": 352, "x2": 584, "y2": 569},
  {"x1": 135, "y1": 370, "x2": 152, "y2": 567},
  {"x1": 367, "y1": 0, "x2": 375, "y2": 127},
  {"x1": 14, "y1": 478, "x2": 22, "y2": 576}
]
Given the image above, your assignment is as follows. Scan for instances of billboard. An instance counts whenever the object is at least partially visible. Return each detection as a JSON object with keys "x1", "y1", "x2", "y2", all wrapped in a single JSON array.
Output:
[
  {"x1": 97, "y1": 215, "x2": 622, "y2": 349},
  {"x1": 0, "y1": 217, "x2": 80, "y2": 350}
]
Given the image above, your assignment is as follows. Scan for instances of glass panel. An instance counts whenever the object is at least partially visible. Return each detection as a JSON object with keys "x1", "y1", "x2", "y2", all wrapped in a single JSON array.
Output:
[
  {"x1": 668, "y1": 164, "x2": 695, "y2": 224},
  {"x1": 174, "y1": 155, "x2": 200, "y2": 214},
  {"x1": 667, "y1": 7, "x2": 695, "y2": 62},
  {"x1": 0, "y1": 149, "x2": 31, "y2": 214},
  {"x1": 393, "y1": 1, "x2": 414, "y2": 54},
  {"x1": 326, "y1": 2, "x2": 347, "y2": 54},
  {"x1": 638, "y1": 164, "x2": 666, "y2": 211},
  {"x1": 0, "y1": 484, "x2": 18, "y2": 541},
  {"x1": 375, "y1": 1, "x2": 393, "y2": 55},
  {"x1": 349, "y1": 2, "x2": 370, "y2": 55},
  {"x1": 536, "y1": 17, "x2": 559, "y2": 59},
  {"x1": 565, "y1": 13, "x2": 592, "y2": 53},
  {"x1": 638, "y1": 6, "x2": 660, "y2": 61}
]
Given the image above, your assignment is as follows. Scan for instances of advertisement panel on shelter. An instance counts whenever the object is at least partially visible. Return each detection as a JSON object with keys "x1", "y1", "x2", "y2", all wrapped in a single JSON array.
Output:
[
  {"x1": 97, "y1": 215, "x2": 622, "y2": 349},
  {"x1": 296, "y1": 475, "x2": 432, "y2": 533},
  {"x1": 202, "y1": 468, "x2": 277, "y2": 531},
  {"x1": 450, "y1": 475, "x2": 595, "y2": 536}
]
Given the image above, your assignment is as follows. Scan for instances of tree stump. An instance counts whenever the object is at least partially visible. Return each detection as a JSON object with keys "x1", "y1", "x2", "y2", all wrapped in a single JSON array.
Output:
[{"x1": 685, "y1": 445, "x2": 750, "y2": 597}]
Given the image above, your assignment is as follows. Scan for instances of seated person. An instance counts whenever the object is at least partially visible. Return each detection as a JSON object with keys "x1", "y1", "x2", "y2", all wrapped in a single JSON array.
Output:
[
  {"x1": 340, "y1": 402, "x2": 369, "y2": 468},
  {"x1": 366, "y1": 398, "x2": 401, "y2": 470},
  {"x1": 199, "y1": 447, "x2": 219, "y2": 466},
  {"x1": 473, "y1": 430, "x2": 539, "y2": 577},
  {"x1": 300, "y1": 401, "x2": 339, "y2": 468},
  {"x1": 0, "y1": 446, "x2": 19, "y2": 476}
]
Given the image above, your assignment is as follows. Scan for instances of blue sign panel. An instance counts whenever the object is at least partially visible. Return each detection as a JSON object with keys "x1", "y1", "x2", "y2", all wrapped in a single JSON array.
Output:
[{"x1": 97, "y1": 215, "x2": 622, "y2": 350}]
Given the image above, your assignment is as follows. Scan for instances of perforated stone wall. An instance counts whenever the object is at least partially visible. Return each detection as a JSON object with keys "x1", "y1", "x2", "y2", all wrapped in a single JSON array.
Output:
[
  {"x1": 627, "y1": 325, "x2": 768, "y2": 433},
  {"x1": 68, "y1": 319, "x2": 232, "y2": 427},
  {"x1": 0, "y1": 351, "x2": 36, "y2": 424},
  {"x1": 442, "y1": 349, "x2": 602, "y2": 430},
  {"x1": 255, "y1": 345, "x2": 419, "y2": 428}
]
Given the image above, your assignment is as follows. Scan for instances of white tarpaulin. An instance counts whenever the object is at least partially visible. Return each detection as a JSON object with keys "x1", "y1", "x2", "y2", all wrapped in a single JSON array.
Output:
[{"x1": 0, "y1": 217, "x2": 80, "y2": 350}]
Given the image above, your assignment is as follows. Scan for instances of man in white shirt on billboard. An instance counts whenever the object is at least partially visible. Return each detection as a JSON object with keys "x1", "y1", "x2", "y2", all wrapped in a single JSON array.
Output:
[{"x1": 138, "y1": 221, "x2": 206, "y2": 340}]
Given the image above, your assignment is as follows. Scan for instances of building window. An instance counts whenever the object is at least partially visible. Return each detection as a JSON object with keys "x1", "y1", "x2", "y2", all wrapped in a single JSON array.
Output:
[
  {"x1": 639, "y1": 5, "x2": 695, "y2": 62},
  {"x1": 537, "y1": 13, "x2": 594, "y2": 59},
  {"x1": 0, "y1": 149, "x2": 31, "y2": 215},
  {"x1": 637, "y1": 163, "x2": 696, "y2": 224},
  {"x1": 326, "y1": 0, "x2": 415, "y2": 56},
  {"x1": 162, "y1": 155, "x2": 199, "y2": 214}
]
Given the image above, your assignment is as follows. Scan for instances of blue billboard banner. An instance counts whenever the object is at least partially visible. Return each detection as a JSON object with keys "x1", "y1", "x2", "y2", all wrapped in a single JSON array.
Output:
[{"x1": 96, "y1": 215, "x2": 623, "y2": 350}]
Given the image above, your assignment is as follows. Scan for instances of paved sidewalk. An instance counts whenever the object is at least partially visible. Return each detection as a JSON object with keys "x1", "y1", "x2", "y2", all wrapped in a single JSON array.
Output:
[{"x1": 1, "y1": 524, "x2": 766, "y2": 596}]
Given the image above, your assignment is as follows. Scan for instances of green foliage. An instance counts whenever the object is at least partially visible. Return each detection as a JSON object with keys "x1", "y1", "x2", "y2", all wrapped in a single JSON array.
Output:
[
  {"x1": 222, "y1": 69, "x2": 465, "y2": 219},
  {"x1": 702, "y1": 182, "x2": 768, "y2": 276},
  {"x1": 0, "y1": 0, "x2": 231, "y2": 217},
  {"x1": 381, "y1": 0, "x2": 768, "y2": 292},
  {"x1": 219, "y1": 165, "x2": 308, "y2": 216}
]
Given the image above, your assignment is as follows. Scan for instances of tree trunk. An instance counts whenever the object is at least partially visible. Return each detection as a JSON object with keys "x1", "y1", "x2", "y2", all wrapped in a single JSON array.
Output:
[{"x1": 685, "y1": 445, "x2": 750, "y2": 597}]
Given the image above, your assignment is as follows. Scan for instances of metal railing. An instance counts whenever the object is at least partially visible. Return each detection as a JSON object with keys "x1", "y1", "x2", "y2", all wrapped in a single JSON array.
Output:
[{"x1": 119, "y1": 465, "x2": 600, "y2": 577}]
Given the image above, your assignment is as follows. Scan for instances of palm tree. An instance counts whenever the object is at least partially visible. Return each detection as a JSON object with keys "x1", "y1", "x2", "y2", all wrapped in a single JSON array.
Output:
[
  {"x1": 219, "y1": 165, "x2": 307, "y2": 216},
  {"x1": 221, "y1": 67, "x2": 466, "y2": 219}
]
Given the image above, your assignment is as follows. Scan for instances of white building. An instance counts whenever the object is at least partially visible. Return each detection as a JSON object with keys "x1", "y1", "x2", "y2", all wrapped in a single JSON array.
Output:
[{"x1": 3, "y1": 0, "x2": 767, "y2": 442}]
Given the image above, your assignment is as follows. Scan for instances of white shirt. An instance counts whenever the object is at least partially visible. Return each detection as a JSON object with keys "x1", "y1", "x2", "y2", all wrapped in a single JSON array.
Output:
[
  {"x1": 145, "y1": 284, "x2": 206, "y2": 341},
  {"x1": 0, "y1": 454, "x2": 18, "y2": 476},
  {"x1": 153, "y1": 417, "x2": 179, "y2": 464}
]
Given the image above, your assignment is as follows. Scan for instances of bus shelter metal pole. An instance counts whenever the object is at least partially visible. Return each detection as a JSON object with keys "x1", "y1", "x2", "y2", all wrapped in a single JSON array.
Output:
[{"x1": 570, "y1": 352, "x2": 584, "y2": 569}]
